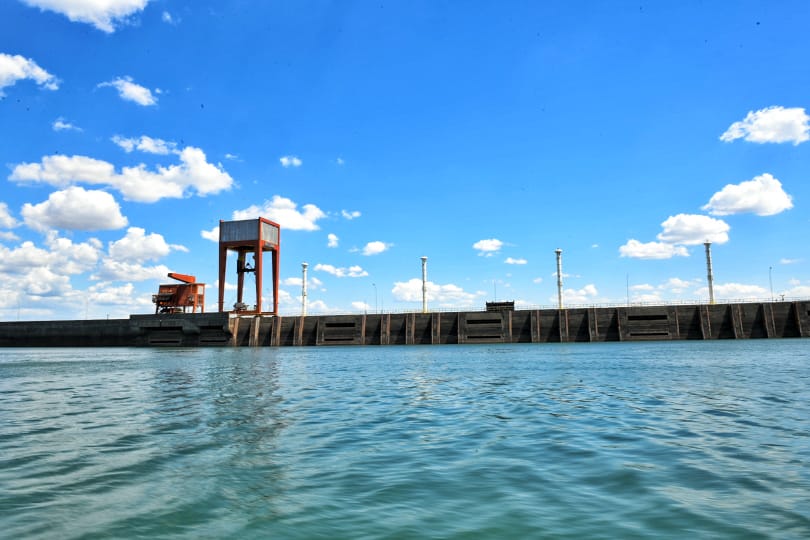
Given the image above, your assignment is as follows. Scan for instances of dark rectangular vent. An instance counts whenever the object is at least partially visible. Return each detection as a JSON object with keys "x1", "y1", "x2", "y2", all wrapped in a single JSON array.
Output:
[
  {"x1": 627, "y1": 314, "x2": 668, "y2": 321},
  {"x1": 325, "y1": 322, "x2": 355, "y2": 329},
  {"x1": 467, "y1": 319, "x2": 501, "y2": 325}
]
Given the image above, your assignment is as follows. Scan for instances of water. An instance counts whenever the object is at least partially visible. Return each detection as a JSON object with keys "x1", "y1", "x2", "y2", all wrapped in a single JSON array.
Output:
[{"x1": 1, "y1": 341, "x2": 809, "y2": 539}]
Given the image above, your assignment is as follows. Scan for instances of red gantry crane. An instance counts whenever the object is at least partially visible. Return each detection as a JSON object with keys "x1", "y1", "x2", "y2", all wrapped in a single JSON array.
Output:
[{"x1": 152, "y1": 273, "x2": 206, "y2": 314}]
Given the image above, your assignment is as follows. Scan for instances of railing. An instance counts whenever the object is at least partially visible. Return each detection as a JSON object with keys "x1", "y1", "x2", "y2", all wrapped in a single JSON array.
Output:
[{"x1": 276, "y1": 296, "x2": 810, "y2": 317}]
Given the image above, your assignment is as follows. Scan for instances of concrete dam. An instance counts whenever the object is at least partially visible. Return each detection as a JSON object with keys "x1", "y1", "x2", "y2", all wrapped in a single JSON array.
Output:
[{"x1": 1, "y1": 301, "x2": 808, "y2": 347}]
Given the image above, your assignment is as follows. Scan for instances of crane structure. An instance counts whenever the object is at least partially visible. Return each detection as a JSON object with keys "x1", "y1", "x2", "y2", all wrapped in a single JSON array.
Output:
[
  {"x1": 152, "y1": 273, "x2": 206, "y2": 314},
  {"x1": 217, "y1": 217, "x2": 280, "y2": 315}
]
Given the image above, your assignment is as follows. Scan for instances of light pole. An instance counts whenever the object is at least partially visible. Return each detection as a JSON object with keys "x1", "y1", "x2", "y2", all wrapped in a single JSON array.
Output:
[
  {"x1": 704, "y1": 242, "x2": 715, "y2": 305},
  {"x1": 372, "y1": 283, "x2": 378, "y2": 314},
  {"x1": 301, "y1": 262, "x2": 308, "y2": 316},
  {"x1": 421, "y1": 256, "x2": 428, "y2": 313},
  {"x1": 555, "y1": 249, "x2": 563, "y2": 310},
  {"x1": 769, "y1": 266, "x2": 773, "y2": 302}
]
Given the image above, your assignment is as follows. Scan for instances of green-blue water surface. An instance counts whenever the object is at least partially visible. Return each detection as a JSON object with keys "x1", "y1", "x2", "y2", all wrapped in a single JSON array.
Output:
[{"x1": 1, "y1": 340, "x2": 809, "y2": 539}]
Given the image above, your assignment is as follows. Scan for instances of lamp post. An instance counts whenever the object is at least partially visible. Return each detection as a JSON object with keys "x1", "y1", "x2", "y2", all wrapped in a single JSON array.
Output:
[
  {"x1": 769, "y1": 266, "x2": 773, "y2": 302},
  {"x1": 555, "y1": 249, "x2": 563, "y2": 310},
  {"x1": 301, "y1": 262, "x2": 308, "y2": 316},
  {"x1": 421, "y1": 256, "x2": 428, "y2": 313},
  {"x1": 372, "y1": 282, "x2": 378, "y2": 314},
  {"x1": 704, "y1": 242, "x2": 714, "y2": 305}
]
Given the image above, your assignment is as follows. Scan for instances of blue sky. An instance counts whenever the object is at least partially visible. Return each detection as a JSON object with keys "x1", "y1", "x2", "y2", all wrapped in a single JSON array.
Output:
[{"x1": 1, "y1": 0, "x2": 809, "y2": 320}]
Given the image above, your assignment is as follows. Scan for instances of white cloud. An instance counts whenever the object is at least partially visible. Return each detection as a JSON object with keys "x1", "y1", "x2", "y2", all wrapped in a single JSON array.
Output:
[
  {"x1": 0, "y1": 236, "x2": 101, "y2": 281},
  {"x1": 161, "y1": 11, "x2": 174, "y2": 24},
  {"x1": 201, "y1": 226, "x2": 218, "y2": 242},
  {"x1": 93, "y1": 260, "x2": 171, "y2": 282},
  {"x1": 232, "y1": 195, "x2": 326, "y2": 231},
  {"x1": 21, "y1": 187, "x2": 128, "y2": 231},
  {"x1": 98, "y1": 76, "x2": 157, "y2": 106},
  {"x1": 109, "y1": 227, "x2": 183, "y2": 263},
  {"x1": 21, "y1": 0, "x2": 150, "y2": 33},
  {"x1": 558, "y1": 284, "x2": 598, "y2": 305},
  {"x1": 630, "y1": 283, "x2": 655, "y2": 291},
  {"x1": 391, "y1": 278, "x2": 483, "y2": 307},
  {"x1": 505, "y1": 257, "x2": 527, "y2": 265},
  {"x1": 10, "y1": 147, "x2": 234, "y2": 202},
  {"x1": 663, "y1": 277, "x2": 695, "y2": 293},
  {"x1": 473, "y1": 238, "x2": 503, "y2": 256},
  {"x1": 532, "y1": 277, "x2": 543, "y2": 284},
  {"x1": 341, "y1": 210, "x2": 361, "y2": 220},
  {"x1": 327, "y1": 233, "x2": 339, "y2": 248},
  {"x1": 362, "y1": 241, "x2": 390, "y2": 256},
  {"x1": 0, "y1": 231, "x2": 19, "y2": 242},
  {"x1": 0, "y1": 53, "x2": 59, "y2": 96},
  {"x1": 720, "y1": 106, "x2": 810, "y2": 145},
  {"x1": 657, "y1": 214, "x2": 729, "y2": 245},
  {"x1": 0, "y1": 53, "x2": 59, "y2": 97},
  {"x1": 695, "y1": 283, "x2": 769, "y2": 300},
  {"x1": 313, "y1": 263, "x2": 368, "y2": 278},
  {"x1": 336, "y1": 157, "x2": 345, "y2": 165},
  {"x1": 52, "y1": 117, "x2": 81, "y2": 131},
  {"x1": 619, "y1": 239, "x2": 689, "y2": 259},
  {"x1": 112, "y1": 135, "x2": 176, "y2": 155},
  {"x1": 0, "y1": 203, "x2": 18, "y2": 228},
  {"x1": 702, "y1": 173, "x2": 793, "y2": 216},
  {"x1": 352, "y1": 301, "x2": 371, "y2": 312},
  {"x1": 279, "y1": 155, "x2": 302, "y2": 168},
  {"x1": 780, "y1": 258, "x2": 801, "y2": 265}
]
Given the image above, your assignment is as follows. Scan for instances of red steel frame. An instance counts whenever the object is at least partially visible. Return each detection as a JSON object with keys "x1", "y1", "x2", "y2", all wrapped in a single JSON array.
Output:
[{"x1": 217, "y1": 217, "x2": 280, "y2": 315}]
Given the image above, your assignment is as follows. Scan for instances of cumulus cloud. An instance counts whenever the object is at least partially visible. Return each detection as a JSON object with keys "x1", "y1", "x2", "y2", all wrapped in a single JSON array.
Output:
[
  {"x1": 341, "y1": 210, "x2": 361, "y2": 220},
  {"x1": 352, "y1": 301, "x2": 371, "y2": 312},
  {"x1": 702, "y1": 173, "x2": 793, "y2": 216},
  {"x1": 327, "y1": 233, "x2": 339, "y2": 248},
  {"x1": 98, "y1": 76, "x2": 158, "y2": 106},
  {"x1": 362, "y1": 241, "x2": 390, "y2": 256},
  {"x1": 505, "y1": 257, "x2": 527, "y2": 265},
  {"x1": 0, "y1": 53, "x2": 59, "y2": 96},
  {"x1": 52, "y1": 117, "x2": 81, "y2": 131},
  {"x1": 720, "y1": 106, "x2": 810, "y2": 145},
  {"x1": 657, "y1": 214, "x2": 729, "y2": 245},
  {"x1": 619, "y1": 239, "x2": 689, "y2": 259},
  {"x1": 21, "y1": 0, "x2": 150, "y2": 33},
  {"x1": 93, "y1": 260, "x2": 171, "y2": 282},
  {"x1": 21, "y1": 187, "x2": 128, "y2": 231},
  {"x1": 112, "y1": 135, "x2": 176, "y2": 155},
  {"x1": 780, "y1": 258, "x2": 801, "y2": 265},
  {"x1": 0, "y1": 203, "x2": 18, "y2": 228},
  {"x1": 391, "y1": 278, "x2": 483, "y2": 307},
  {"x1": 314, "y1": 263, "x2": 368, "y2": 278},
  {"x1": 279, "y1": 155, "x2": 302, "y2": 168},
  {"x1": 695, "y1": 283, "x2": 769, "y2": 300},
  {"x1": 557, "y1": 284, "x2": 598, "y2": 305},
  {"x1": 473, "y1": 238, "x2": 503, "y2": 256},
  {"x1": 200, "y1": 227, "x2": 219, "y2": 242},
  {"x1": 0, "y1": 236, "x2": 101, "y2": 280},
  {"x1": 108, "y1": 227, "x2": 184, "y2": 263},
  {"x1": 232, "y1": 195, "x2": 326, "y2": 231},
  {"x1": 10, "y1": 147, "x2": 234, "y2": 202}
]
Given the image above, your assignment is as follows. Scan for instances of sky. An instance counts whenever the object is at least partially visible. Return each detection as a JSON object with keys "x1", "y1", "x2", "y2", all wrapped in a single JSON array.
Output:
[{"x1": 1, "y1": 0, "x2": 810, "y2": 320}]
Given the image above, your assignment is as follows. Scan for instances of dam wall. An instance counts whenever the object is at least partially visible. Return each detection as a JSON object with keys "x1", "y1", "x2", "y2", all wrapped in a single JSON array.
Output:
[{"x1": 1, "y1": 301, "x2": 807, "y2": 347}]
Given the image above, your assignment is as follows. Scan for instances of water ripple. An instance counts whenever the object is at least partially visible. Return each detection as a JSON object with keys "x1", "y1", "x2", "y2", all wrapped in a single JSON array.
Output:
[{"x1": 1, "y1": 342, "x2": 809, "y2": 539}]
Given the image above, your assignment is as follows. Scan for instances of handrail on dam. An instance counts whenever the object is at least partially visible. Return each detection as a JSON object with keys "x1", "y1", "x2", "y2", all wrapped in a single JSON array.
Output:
[
  {"x1": 289, "y1": 296, "x2": 810, "y2": 318},
  {"x1": 2, "y1": 300, "x2": 808, "y2": 347}
]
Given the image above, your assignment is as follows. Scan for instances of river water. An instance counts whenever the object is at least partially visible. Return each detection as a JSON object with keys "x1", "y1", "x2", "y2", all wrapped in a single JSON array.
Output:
[{"x1": 1, "y1": 341, "x2": 809, "y2": 539}]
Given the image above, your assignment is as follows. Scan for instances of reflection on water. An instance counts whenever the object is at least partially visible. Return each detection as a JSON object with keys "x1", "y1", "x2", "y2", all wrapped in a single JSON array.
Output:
[{"x1": 1, "y1": 341, "x2": 809, "y2": 539}]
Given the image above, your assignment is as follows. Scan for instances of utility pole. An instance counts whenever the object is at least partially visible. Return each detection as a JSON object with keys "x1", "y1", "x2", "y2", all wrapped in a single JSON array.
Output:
[
  {"x1": 421, "y1": 256, "x2": 428, "y2": 313},
  {"x1": 301, "y1": 262, "x2": 308, "y2": 316},
  {"x1": 704, "y1": 242, "x2": 714, "y2": 305},
  {"x1": 555, "y1": 249, "x2": 563, "y2": 309}
]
